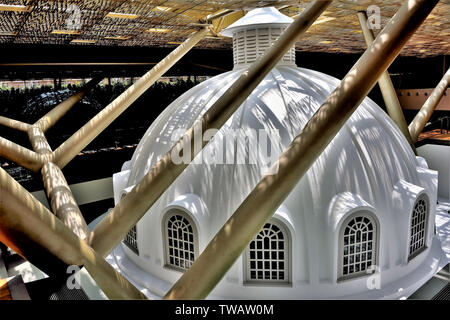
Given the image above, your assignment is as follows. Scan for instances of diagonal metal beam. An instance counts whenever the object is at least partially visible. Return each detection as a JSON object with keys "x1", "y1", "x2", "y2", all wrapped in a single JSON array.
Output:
[
  {"x1": 163, "y1": 0, "x2": 439, "y2": 300},
  {"x1": 409, "y1": 67, "x2": 450, "y2": 143},
  {"x1": 0, "y1": 116, "x2": 30, "y2": 132},
  {"x1": 0, "y1": 167, "x2": 146, "y2": 300},
  {"x1": 0, "y1": 76, "x2": 103, "y2": 171},
  {"x1": 35, "y1": 75, "x2": 104, "y2": 133},
  {"x1": 204, "y1": 9, "x2": 234, "y2": 23},
  {"x1": 357, "y1": 10, "x2": 416, "y2": 153},
  {"x1": 52, "y1": 27, "x2": 209, "y2": 169},
  {"x1": 88, "y1": 0, "x2": 333, "y2": 258},
  {"x1": 0, "y1": 136, "x2": 46, "y2": 172}
]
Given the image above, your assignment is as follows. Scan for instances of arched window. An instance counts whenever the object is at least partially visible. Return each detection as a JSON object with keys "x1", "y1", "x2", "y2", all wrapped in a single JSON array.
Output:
[
  {"x1": 164, "y1": 211, "x2": 197, "y2": 271},
  {"x1": 124, "y1": 225, "x2": 139, "y2": 255},
  {"x1": 409, "y1": 195, "x2": 428, "y2": 259},
  {"x1": 339, "y1": 214, "x2": 377, "y2": 280},
  {"x1": 245, "y1": 220, "x2": 290, "y2": 284}
]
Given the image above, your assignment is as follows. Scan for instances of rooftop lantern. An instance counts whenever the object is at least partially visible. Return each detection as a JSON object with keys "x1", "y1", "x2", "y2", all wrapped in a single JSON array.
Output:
[{"x1": 221, "y1": 7, "x2": 296, "y2": 68}]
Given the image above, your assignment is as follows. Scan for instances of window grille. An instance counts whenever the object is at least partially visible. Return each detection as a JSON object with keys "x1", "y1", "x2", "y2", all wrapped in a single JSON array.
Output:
[
  {"x1": 164, "y1": 213, "x2": 196, "y2": 271},
  {"x1": 245, "y1": 220, "x2": 289, "y2": 284},
  {"x1": 341, "y1": 215, "x2": 377, "y2": 279},
  {"x1": 409, "y1": 196, "x2": 428, "y2": 259}
]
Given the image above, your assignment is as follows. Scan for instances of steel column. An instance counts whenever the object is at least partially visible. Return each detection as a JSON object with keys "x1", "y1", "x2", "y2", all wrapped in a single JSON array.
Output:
[
  {"x1": 88, "y1": 0, "x2": 333, "y2": 258},
  {"x1": 164, "y1": 0, "x2": 439, "y2": 300},
  {"x1": 409, "y1": 67, "x2": 450, "y2": 142},
  {"x1": 0, "y1": 116, "x2": 30, "y2": 132},
  {"x1": 27, "y1": 125, "x2": 90, "y2": 240},
  {"x1": 0, "y1": 168, "x2": 146, "y2": 299},
  {"x1": 0, "y1": 136, "x2": 45, "y2": 172},
  {"x1": 357, "y1": 10, "x2": 416, "y2": 152}
]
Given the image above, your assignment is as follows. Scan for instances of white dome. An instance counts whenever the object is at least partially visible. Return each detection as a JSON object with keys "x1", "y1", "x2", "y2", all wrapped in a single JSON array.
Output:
[
  {"x1": 108, "y1": 7, "x2": 442, "y2": 299},
  {"x1": 111, "y1": 65, "x2": 441, "y2": 299}
]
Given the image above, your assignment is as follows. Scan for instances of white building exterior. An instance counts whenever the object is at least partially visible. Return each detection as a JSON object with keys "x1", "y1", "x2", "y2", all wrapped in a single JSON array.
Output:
[{"x1": 108, "y1": 8, "x2": 445, "y2": 299}]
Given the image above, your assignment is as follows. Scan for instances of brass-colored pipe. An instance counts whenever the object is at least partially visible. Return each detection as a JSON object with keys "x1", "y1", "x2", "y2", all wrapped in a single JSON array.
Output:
[
  {"x1": 164, "y1": 0, "x2": 439, "y2": 300},
  {"x1": 0, "y1": 167, "x2": 146, "y2": 300},
  {"x1": 357, "y1": 10, "x2": 416, "y2": 153},
  {"x1": 0, "y1": 116, "x2": 30, "y2": 132},
  {"x1": 89, "y1": 0, "x2": 333, "y2": 258},
  {"x1": 0, "y1": 136, "x2": 46, "y2": 172},
  {"x1": 35, "y1": 76, "x2": 104, "y2": 133},
  {"x1": 409, "y1": 67, "x2": 450, "y2": 142},
  {"x1": 27, "y1": 125, "x2": 52, "y2": 155},
  {"x1": 27, "y1": 125, "x2": 90, "y2": 239},
  {"x1": 41, "y1": 162, "x2": 90, "y2": 240},
  {"x1": 205, "y1": 9, "x2": 234, "y2": 23},
  {"x1": 53, "y1": 27, "x2": 209, "y2": 168}
]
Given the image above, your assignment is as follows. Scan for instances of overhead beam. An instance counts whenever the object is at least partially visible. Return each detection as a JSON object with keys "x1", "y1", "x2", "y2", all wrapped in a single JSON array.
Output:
[
  {"x1": 163, "y1": 0, "x2": 439, "y2": 300},
  {"x1": 409, "y1": 67, "x2": 450, "y2": 142},
  {"x1": 357, "y1": 10, "x2": 416, "y2": 153},
  {"x1": 88, "y1": 0, "x2": 333, "y2": 258}
]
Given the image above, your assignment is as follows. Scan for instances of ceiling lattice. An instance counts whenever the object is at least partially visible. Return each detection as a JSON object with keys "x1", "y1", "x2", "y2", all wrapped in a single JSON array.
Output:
[{"x1": 0, "y1": 0, "x2": 448, "y2": 57}]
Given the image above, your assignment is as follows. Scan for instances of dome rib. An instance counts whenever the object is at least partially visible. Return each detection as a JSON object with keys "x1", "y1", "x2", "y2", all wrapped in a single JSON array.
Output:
[{"x1": 269, "y1": 68, "x2": 297, "y2": 140}]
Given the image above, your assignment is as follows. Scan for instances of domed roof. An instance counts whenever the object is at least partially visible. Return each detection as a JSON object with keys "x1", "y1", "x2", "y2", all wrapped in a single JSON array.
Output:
[
  {"x1": 220, "y1": 7, "x2": 293, "y2": 37},
  {"x1": 115, "y1": 65, "x2": 439, "y2": 299},
  {"x1": 127, "y1": 66, "x2": 418, "y2": 191}
]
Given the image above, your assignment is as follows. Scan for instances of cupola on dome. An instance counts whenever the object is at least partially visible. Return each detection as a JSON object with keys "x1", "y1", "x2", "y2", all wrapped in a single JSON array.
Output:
[
  {"x1": 220, "y1": 7, "x2": 296, "y2": 68},
  {"x1": 109, "y1": 7, "x2": 442, "y2": 300}
]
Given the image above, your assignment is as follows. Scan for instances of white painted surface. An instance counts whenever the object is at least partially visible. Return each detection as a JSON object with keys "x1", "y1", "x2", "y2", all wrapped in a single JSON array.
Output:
[{"x1": 417, "y1": 144, "x2": 450, "y2": 199}]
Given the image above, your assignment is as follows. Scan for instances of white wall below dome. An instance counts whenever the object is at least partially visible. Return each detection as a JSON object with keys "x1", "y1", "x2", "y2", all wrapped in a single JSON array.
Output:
[{"x1": 417, "y1": 144, "x2": 450, "y2": 199}]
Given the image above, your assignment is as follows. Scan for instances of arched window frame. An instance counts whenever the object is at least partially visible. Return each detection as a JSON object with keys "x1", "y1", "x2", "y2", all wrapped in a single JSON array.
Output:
[
  {"x1": 338, "y1": 211, "x2": 379, "y2": 281},
  {"x1": 243, "y1": 218, "x2": 291, "y2": 285},
  {"x1": 162, "y1": 209, "x2": 199, "y2": 272},
  {"x1": 408, "y1": 194, "x2": 429, "y2": 260}
]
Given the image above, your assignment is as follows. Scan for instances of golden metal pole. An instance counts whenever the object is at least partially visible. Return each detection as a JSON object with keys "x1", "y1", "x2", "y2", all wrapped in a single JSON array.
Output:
[
  {"x1": 0, "y1": 116, "x2": 30, "y2": 132},
  {"x1": 27, "y1": 126, "x2": 90, "y2": 239},
  {"x1": 41, "y1": 162, "x2": 90, "y2": 239},
  {"x1": 89, "y1": 0, "x2": 333, "y2": 258},
  {"x1": 205, "y1": 9, "x2": 234, "y2": 23},
  {"x1": 409, "y1": 67, "x2": 450, "y2": 142},
  {"x1": 164, "y1": 0, "x2": 439, "y2": 300},
  {"x1": 53, "y1": 27, "x2": 209, "y2": 168},
  {"x1": 0, "y1": 167, "x2": 147, "y2": 300},
  {"x1": 35, "y1": 76, "x2": 104, "y2": 132},
  {"x1": 357, "y1": 10, "x2": 416, "y2": 153},
  {"x1": 0, "y1": 136, "x2": 46, "y2": 172}
]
